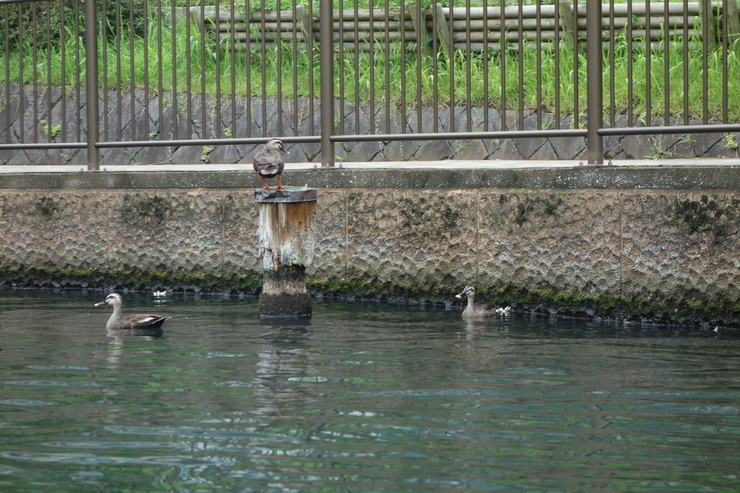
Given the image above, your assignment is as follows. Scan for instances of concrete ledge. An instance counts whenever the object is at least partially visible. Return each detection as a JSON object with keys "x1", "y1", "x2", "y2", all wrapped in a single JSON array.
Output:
[{"x1": 0, "y1": 160, "x2": 739, "y2": 190}]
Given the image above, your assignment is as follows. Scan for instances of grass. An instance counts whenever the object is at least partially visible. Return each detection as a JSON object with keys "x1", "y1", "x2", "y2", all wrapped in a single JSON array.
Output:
[{"x1": 1, "y1": 11, "x2": 739, "y2": 123}]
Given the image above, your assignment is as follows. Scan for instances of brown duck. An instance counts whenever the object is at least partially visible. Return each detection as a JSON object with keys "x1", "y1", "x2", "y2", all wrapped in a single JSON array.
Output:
[
  {"x1": 455, "y1": 286, "x2": 511, "y2": 320},
  {"x1": 95, "y1": 293, "x2": 170, "y2": 332},
  {"x1": 253, "y1": 138, "x2": 288, "y2": 190}
]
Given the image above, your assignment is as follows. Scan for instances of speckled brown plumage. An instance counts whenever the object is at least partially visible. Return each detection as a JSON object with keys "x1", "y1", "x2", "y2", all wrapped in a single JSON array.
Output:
[{"x1": 253, "y1": 139, "x2": 287, "y2": 190}]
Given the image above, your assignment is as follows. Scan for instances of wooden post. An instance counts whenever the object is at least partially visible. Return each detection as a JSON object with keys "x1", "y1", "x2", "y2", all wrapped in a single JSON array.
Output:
[
  {"x1": 434, "y1": 4, "x2": 451, "y2": 59},
  {"x1": 726, "y1": 0, "x2": 740, "y2": 44},
  {"x1": 700, "y1": 0, "x2": 718, "y2": 50},
  {"x1": 409, "y1": 4, "x2": 431, "y2": 55},
  {"x1": 255, "y1": 188, "x2": 318, "y2": 318}
]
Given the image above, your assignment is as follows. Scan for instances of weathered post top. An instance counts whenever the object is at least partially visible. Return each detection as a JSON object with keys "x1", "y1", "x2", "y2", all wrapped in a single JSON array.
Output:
[{"x1": 254, "y1": 187, "x2": 317, "y2": 204}]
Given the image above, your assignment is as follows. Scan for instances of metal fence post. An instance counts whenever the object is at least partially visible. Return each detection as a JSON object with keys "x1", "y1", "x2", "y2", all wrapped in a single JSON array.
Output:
[
  {"x1": 586, "y1": 0, "x2": 603, "y2": 164},
  {"x1": 84, "y1": 0, "x2": 99, "y2": 170},
  {"x1": 319, "y1": 0, "x2": 335, "y2": 167}
]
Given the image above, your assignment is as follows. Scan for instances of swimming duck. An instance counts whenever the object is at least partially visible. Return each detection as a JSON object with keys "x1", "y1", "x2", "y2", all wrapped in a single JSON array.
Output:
[
  {"x1": 95, "y1": 293, "x2": 170, "y2": 332},
  {"x1": 253, "y1": 138, "x2": 288, "y2": 190},
  {"x1": 455, "y1": 286, "x2": 511, "y2": 320}
]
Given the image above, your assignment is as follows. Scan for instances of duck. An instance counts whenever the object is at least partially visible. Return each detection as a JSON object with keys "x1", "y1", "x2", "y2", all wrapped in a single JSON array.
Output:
[
  {"x1": 455, "y1": 285, "x2": 511, "y2": 320},
  {"x1": 253, "y1": 138, "x2": 288, "y2": 190},
  {"x1": 95, "y1": 293, "x2": 171, "y2": 332}
]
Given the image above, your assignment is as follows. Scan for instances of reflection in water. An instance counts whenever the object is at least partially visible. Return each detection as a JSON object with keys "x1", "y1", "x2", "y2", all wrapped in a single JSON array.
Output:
[{"x1": 0, "y1": 290, "x2": 738, "y2": 492}]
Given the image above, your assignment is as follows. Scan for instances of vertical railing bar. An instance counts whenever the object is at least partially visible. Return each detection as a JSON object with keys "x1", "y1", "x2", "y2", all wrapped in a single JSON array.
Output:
[
  {"x1": 199, "y1": 1, "x2": 207, "y2": 140},
  {"x1": 184, "y1": 0, "x2": 192, "y2": 141},
  {"x1": 399, "y1": 0, "x2": 407, "y2": 137},
  {"x1": 31, "y1": 3, "x2": 38, "y2": 143},
  {"x1": 2, "y1": 5, "x2": 8, "y2": 144},
  {"x1": 338, "y1": 0, "x2": 345, "y2": 136},
  {"x1": 143, "y1": 0, "x2": 150, "y2": 141},
  {"x1": 586, "y1": 0, "x2": 603, "y2": 163},
  {"x1": 465, "y1": 0, "x2": 472, "y2": 132},
  {"x1": 18, "y1": 6, "x2": 24, "y2": 144},
  {"x1": 129, "y1": 1, "x2": 136, "y2": 141},
  {"x1": 682, "y1": 0, "x2": 689, "y2": 123},
  {"x1": 354, "y1": 0, "x2": 360, "y2": 134},
  {"x1": 466, "y1": 0, "x2": 473, "y2": 132},
  {"x1": 59, "y1": 0, "x2": 67, "y2": 143},
  {"x1": 319, "y1": 0, "x2": 335, "y2": 166},
  {"x1": 572, "y1": 0, "x2": 579, "y2": 129},
  {"x1": 645, "y1": 0, "x2": 651, "y2": 126},
  {"x1": 215, "y1": 0, "x2": 223, "y2": 139},
  {"x1": 663, "y1": 0, "x2": 670, "y2": 124},
  {"x1": 74, "y1": 0, "x2": 81, "y2": 143},
  {"x1": 385, "y1": 0, "x2": 391, "y2": 134},
  {"x1": 721, "y1": 0, "x2": 728, "y2": 123},
  {"x1": 554, "y1": 0, "x2": 560, "y2": 129},
  {"x1": 499, "y1": 0, "x2": 506, "y2": 131},
  {"x1": 275, "y1": 0, "x2": 282, "y2": 137},
  {"x1": 260, "y1": 0, "x2": 267, "y2": 135},
  {"x1": 517, "y1": 0, "x2": 525, "y2": 130},
  {"x1": 229, "y1": 0, "x2": 237, "y2": 140},
  {"x1": 308, "y1": 0, "x2": 315, "y2": 136},
  {"x1": 415, "y1": 2, "x2": 423, "y2": 134},
  {"x1": 369, "y1": 0, "x2": 375, "y2": 134},
  {"x1": 101, "y1": 0, "x2": 108, "y2": 142},
  {"x1": 116, "y1": 0, "x2": 123, "y2": 142},
  {"x1": 291, "y1": 0, "x2": 299, "y2": 138},
  {"x1": 482, "y1": 0, "x2": 489, "y2": 131},
  {"x1": 170, "y1": 0, "x2": 179, "y2": 141},
  {"x1": 84, "y1": 0, "x2": 99, "y2": 169},
  {"x1": 609, "y1": 0, "x2": 616, "y2": 127},
  {"x1": 45, "y1": 1, "x2": 53, "y2": 145},
  {"x1": 627, "y1": 0, "x2": 633, "y2": 125},
  {"x1": 517, "y1": 0, "x2": 525, "y2": 129},
  {"x1": 701, "y1": 0, "x2": 709, "y2": 124},
  {"x1": 432, "y1": 1, "x2": 439, "y2": 132},
  {"x1": 156, "y1": 1, "x2": 164, "y2": 139},
  {"x1": 448, "y1": 3, "x2": 455, "y2": 133},
  {"x1": 536, "y1": 0, "x2": 542, "y2": 129},
  {"x1": 246, "y1": 0, "x2": 252, "y2": 138}
]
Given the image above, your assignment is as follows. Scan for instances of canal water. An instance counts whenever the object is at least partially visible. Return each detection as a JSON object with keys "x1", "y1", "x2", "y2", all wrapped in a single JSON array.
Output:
[{"x1": 0, "y1": 289, "x2": 738, "y2": 492}]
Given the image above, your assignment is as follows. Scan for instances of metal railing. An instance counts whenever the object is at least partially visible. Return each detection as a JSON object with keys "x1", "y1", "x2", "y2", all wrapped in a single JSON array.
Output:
[{"x1": 1, "y1": 0, "x2": 739, "y2": 169}]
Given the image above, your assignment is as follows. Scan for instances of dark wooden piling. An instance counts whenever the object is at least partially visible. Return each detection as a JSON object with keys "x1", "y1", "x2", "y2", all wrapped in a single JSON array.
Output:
[{"x1": 255, "y1": 188, "x2": 318, "y2": 318}]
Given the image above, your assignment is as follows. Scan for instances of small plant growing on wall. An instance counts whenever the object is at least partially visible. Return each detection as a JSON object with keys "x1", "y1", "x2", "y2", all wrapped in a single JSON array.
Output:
[{"x1": 201, "y1": 145, "x2": 214, "y2": 163}]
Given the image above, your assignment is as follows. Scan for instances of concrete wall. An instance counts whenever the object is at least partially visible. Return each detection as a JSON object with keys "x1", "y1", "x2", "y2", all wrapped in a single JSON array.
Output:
[{"x1": 0, "y1": 166, "x2": 738, "y2": 326}]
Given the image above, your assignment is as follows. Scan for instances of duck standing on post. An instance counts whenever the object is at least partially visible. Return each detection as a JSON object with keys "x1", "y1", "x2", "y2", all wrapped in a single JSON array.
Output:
[
  {"x1": 253, "y1": 138, "x2": 288, "y2": 190},
  {"x1": 95, "y1": 293, "x2": 170, "y2": 333},
  {"x1": 455, "y1": 285, "x2": 511, "y2": 320}
]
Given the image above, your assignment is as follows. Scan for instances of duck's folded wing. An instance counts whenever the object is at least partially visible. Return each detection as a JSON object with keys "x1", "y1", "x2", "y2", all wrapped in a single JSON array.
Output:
[{"x1": 125, "y1": 315, "x2": 170, "y2": 330}]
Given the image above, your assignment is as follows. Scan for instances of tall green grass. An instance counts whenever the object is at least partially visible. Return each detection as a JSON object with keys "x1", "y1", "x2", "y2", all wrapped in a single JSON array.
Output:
[{"x1": 1, "y1": 13, "x2": 738, "y2": 123}]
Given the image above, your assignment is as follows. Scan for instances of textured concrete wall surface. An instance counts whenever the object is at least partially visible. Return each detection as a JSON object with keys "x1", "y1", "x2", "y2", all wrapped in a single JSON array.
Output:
[{"x1": 0, "y1": 175, "x2": 738, "y2": 325}]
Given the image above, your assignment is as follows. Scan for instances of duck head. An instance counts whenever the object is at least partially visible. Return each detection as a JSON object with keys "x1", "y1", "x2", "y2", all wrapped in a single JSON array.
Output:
[
  {"x1": 265, "y1": 138, "x2": 288, "y2": 153},
  {"x1": 455, "y1": 286, "x2": 475, "y2": 299},
  {"x1": 95, "y1": 293, "x2": 122, "y2": 308}
]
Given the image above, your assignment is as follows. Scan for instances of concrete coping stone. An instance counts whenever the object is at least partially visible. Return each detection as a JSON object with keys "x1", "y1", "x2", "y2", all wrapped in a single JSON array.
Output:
[
  {"x1": 254, "y1": 187, "x2": 318, "y2": 203},
  {"x1": 0, "y1": 160, "x2": 738, "y2": 190}
]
